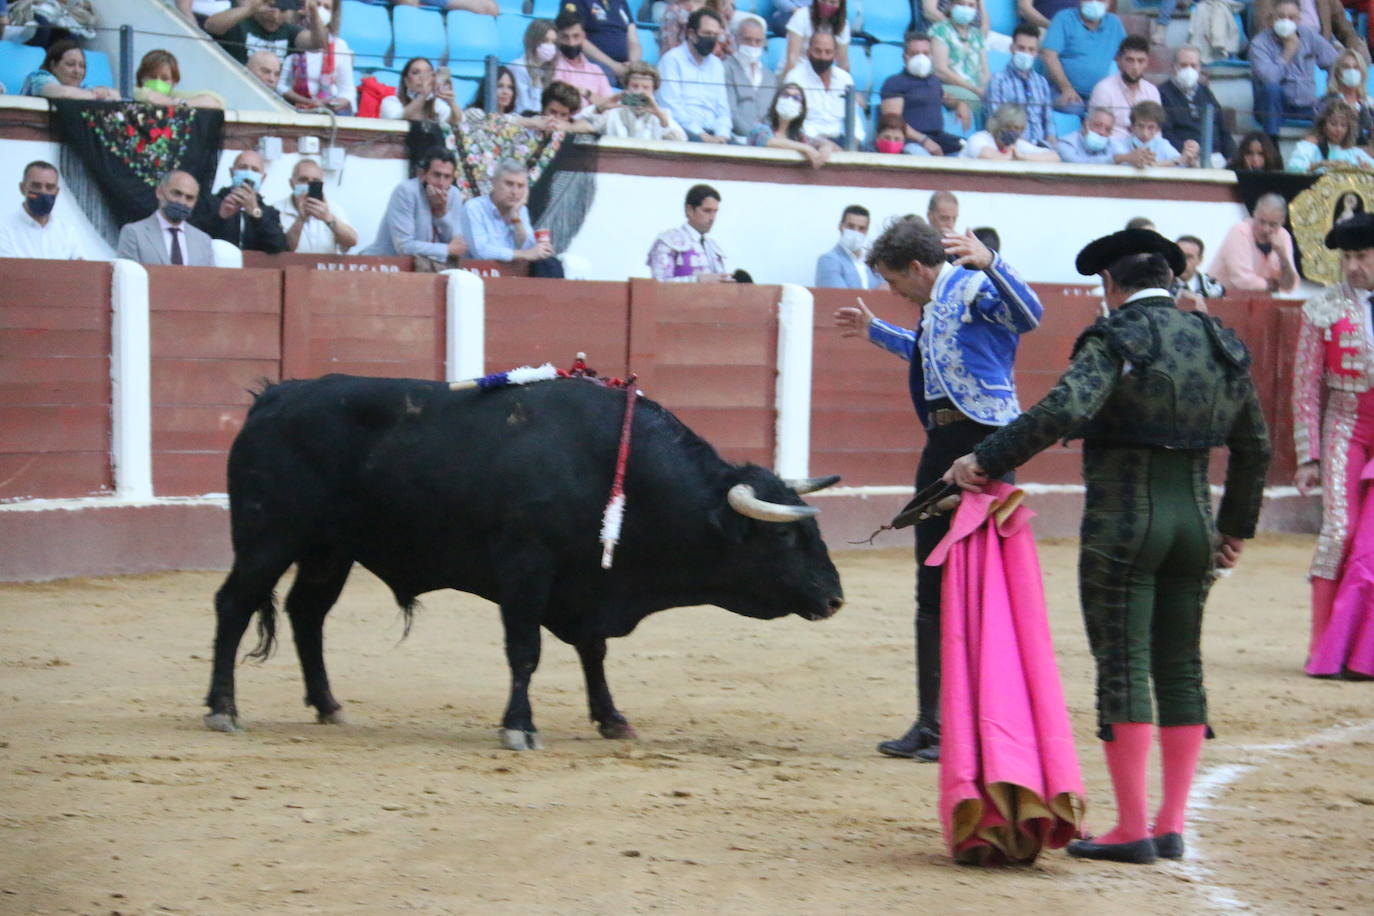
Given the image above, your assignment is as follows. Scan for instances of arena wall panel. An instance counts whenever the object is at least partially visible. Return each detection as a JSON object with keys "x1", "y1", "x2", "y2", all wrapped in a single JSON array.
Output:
[
  {"x1": 0, "y1": 258, "x2": 112, "y2": 500},
  {"x1": 483, "y1": 278, "x2": 630, "y2": 377},
  {"x1": 147, "y1": 266, "x2": 284, "y2": 496}
]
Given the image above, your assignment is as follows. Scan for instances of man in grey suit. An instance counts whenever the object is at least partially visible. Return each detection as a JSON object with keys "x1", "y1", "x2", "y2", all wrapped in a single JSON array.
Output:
[
  {"x1": 365, "y1": 147, "x2": 467, "y2": 268},
  {"x1": 724, "y1": 18, "x2": 777, "y2": 141},
  {"x1": 815, "y1": 205, "x2": 878, "y2": 289},
  {"x1": 116, "y1": 171, "x2": 214, "y2": 267}
]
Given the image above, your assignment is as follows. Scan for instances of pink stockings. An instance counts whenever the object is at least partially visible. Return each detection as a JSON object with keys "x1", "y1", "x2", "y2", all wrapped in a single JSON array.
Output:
[
  {"x1": 1092, "y1": 722, "x2": 1207, "y2": 842},
  {"x1": 1309, "y1": 577, "x2": 1337, "y2": 665}
]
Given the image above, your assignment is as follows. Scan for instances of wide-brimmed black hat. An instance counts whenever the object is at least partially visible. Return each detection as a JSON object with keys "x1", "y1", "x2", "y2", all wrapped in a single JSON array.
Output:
[
  {"x1": 1325, "y1": 213, "x2": 1374, "y2": 251},
  {"x1": 1074, "y1": 228, "x2": 1186, "y2": 277}
]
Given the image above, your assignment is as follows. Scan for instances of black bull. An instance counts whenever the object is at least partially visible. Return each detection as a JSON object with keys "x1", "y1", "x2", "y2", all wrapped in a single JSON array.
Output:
[{"x1": 205, "y1": 374, "x2": 845, "y2": 749}]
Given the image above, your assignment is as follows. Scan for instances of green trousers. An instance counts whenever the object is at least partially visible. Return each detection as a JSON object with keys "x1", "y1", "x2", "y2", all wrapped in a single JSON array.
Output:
[{"x1": 1078, "y1": 446, "x2": 1216, "y2": 739}]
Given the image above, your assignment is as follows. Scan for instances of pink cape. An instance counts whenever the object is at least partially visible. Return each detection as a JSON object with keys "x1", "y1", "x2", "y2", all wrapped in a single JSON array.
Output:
[
  {"x1": 1309, "y1": 455, "x2": 1374, "y2": 677},
  {"x1": 925, "y1": 483, "x2": 1086, "y2": 865}
]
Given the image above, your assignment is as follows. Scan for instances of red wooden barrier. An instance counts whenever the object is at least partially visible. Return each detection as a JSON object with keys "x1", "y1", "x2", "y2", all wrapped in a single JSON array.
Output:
[
  {"x1": 483, "y1": 278, "x2": 630, "y2": 376},
  {"x1": 0, "y1": 259, "x2": 113, "y2": 500},
  {"x1": 147, "y1": 266, "x2": 284, "y2": 496}
]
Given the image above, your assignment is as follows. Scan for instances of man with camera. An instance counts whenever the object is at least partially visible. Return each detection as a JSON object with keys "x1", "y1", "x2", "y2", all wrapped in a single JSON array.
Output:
[
  {"x1": 583, "y1": 62, "x2": 685, "y2": 140},
  {"x1": 205, "y1": 0, "x2": 327, "y2": 66},
  {"x1": 274, "y1": 157, "x2": 357, "y2": 254},
  {"x1": 197, "y1": 149, "x2": 288, "y2": 254}
]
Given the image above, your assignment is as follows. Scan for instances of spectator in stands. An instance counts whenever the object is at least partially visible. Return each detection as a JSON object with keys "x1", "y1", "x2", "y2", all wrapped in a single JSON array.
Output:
[
  {"x1": 381, "y1": 57, "x2": 453, "y2": 122},
  {"x1": 1286, "y1": 98, "x2": 1374, "y2": 171},
  {"x1": 1322, "y1": 48, "x2": 1372, "y2": 144},
  {"x1": 392, "y1": 0, "x2": 498, "y2": 13},
  {"x1": 1042, "y1": 0, "x2": 1127, "y2": 115},
  {"x1": 880, "y1": 32, "x2": 968, "y2": 153},
  {"x1": 198, "y1": 150, "x2": 288, "y2": 254},
  {"x1": 1017, "y1": 0, "x2": 1079, "y2": 30},
  {"x1": 1250, "y1": 0, "x2": 1365, "y2": 64},
  {"x1": 928, "y1": 189, "x2": 958, "y2": 234},
  {"x1": 1208, "y1": 192, "x2": 1299, "y2": 293},
  {"x1": 748, "y1": 82, "x2": 839, "y2": 166},
  {"x1": 1125, "y1": 216, "x2": 1156, "y2": 230},
  {"x1": 704, "y1": 0, "x2": 739, "y2": 57},
  {"x1": 986, "y1": 24, "x2": 1056, "y2": 148},
  {"x1": 0, "y1": 161, "x2": 83, "y2": 260},
  {"x1": 725, "y1": 16, "x2": 776, "y2": 140},
  {"x1": 583, "y1": 62, "x2": 686, "y2": 139},
  {"x1": 930, "y1": 0, "x2": 988, "y2": 110},
  {"x1": 1056, "y1": 105, "x2": 1115, "y2": 162},
  {"x1": 658, "y1": 7, "x2": 732, "y2": 143},
  {"x1": 1111, "y1": 100, "x2": 1199, "y2": 167},
  {"x1": 566, "y1": 0, "x2": 642, "y2": 83},
  {"x1": 133, "y1": 49, "x2": 224, "y2": 109},
  {"x1": 19, "y1": 40, "x2": 119, "y2": 100},
  {"x1": 922, "y1": 0, "x2": 989, "y2": 30},
  {"x1": 782, "y1": 0, "x2": 851, "y2": 76},
  {"x1": 552, "y1": 9, "x2": 615, "y2": 106},
  {"x1": 365, "y1": 146, "x2": 467, "y2": 266},
  {"x1": 469, "y1": 66, "x2": 519, "y2": 114},
  {"x1": 116, "y1": 171, "x2": 214, "y2": 267},
  {"x1": 961, "y1": 103, "x2": 1062, "y2": 160},
  {"x1": 815, "y1": 204, "x2": 878, "y2": 289},
  {"x1": 279, "y1": 0, "x2": 355, "y2": 114},
  {"x1": 508, "y1": 19, "x2": 558, "y2": 115},
  {"x1": 785, "y1": 28, "x2": 864, "y2": 144},
  {"x1": 175, "y1": 0, "x2": 232, "y2": 29},
  {"x1": 647, "y1": 183, "x2": 732, "y2": 282},
  {"x1": 205, "y1": 0, "x2": 327, "y2": 66},
  {"x1": 275, "y1": 157, "x2": 357, "y2": 254},
  {"x1": 1249, "y1": 0, "x2": 1339, "y2": 140},
  {"x1": 765, "y1": 0, "x2": 800, "y2": 37},
  {"x1": 874, "y1": 114, "x2": 909, "y2": 152},
  {"x1": 461, "y1": 158, "x2": 563, "y2": 276},
  {"x1": 1088, "y1": 35, "x2": 1160, "y2": 140},
  {"x1": 1175, "y1": 233, "x2": 1226, "y2": 299},
  {"x1": 1160, "y1": 45, "x2": 1235, "y2": 167},
  {"x1": 246, "y1": 50, "x2": 284, "y2": 92},
  {"x1": 1227, "y1": 130, "x2": 1283, "y2": 170},
  {"x1": 658, "y1": 0, "x2": 704, "y2": 56}
]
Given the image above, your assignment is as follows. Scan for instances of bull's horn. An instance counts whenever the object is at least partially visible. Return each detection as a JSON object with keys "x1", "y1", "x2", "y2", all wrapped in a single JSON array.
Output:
[
  {"x1": 784, "y1": 474, "x2": 841, "y2": 495},
  {"x1": 727, "y1": 484, "x2": 819, "y2": 523}
]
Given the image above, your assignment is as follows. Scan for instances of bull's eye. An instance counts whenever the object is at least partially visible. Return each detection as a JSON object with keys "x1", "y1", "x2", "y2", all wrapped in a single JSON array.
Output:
[{"x1": 774, "y1": 525, "x2": 798, "y2": 547}]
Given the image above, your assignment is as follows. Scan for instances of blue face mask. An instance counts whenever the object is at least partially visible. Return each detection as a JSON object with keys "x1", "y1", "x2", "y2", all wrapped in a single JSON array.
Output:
[
  {"x1": 950, "y1": 4, "x2": 976, "y2": 25},
  {"x1": 231, "y1": 168, "x2": 261, "y2": 190},
  {"x1": 1084, "y1": 130, "x2": 1108, "y2": 153},
  {"x1": 1080, "y1": 0, "x2": 1107, "y2": 21},
  {"x1": 25, "y1": 192, "x2": 56, "y2": 218},
  {"x1": 1012, "y1": 51, "x2": 1035, "y2": 72},
  {"x1": 292, "y1": 183, "x2": 310, "y2": 198}
]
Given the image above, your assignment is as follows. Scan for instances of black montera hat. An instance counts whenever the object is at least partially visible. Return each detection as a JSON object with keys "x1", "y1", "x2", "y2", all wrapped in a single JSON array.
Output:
[
  {"x1": 1074, "y1": 228, "x2": 1186, "y2": 277},
  {"x1": 1325, "y1": 213, "x2": 1374, "y2": 251}
]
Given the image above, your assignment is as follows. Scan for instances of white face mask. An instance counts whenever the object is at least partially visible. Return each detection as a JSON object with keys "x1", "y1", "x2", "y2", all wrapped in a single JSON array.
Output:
[
  {"x1": 316, "y1": 5, "x2": 331, "y2": 26},
  {"x1": 1342, "y1": 67, "x2": 1364, "y2": 88},
  {"x1": 737, "y1": 44, "x2": 763, "y2": 64},
  {"x1": 839, "y1": 227, "x2": 866, "y2": 253},
  {"x1": 1273, "y1": 17, "x2": 1297, "y2": 38},
  {"x1": 1080, "y1": 1, "x2": 1107, "y2": 21},
  {"x1": 906, "y1": 53, "x2": 933, "y2": 78},
  {"x1": 1174, "y1": 65, "x2": 1199, "y2": 89},
  {"x1": 775, "y1": 96, "x2": 803, "y2": 120},
  {"x1": 1011, "y1": 51, "x2": 1035, "y2": 72},
  {"x1": 535, "y1": 41, "x2": 557, "y2": 62}
]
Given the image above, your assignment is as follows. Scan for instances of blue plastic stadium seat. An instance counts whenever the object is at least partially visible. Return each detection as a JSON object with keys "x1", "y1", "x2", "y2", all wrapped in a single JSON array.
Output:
[
  {"x1": 496, "y1": 13, "x2": 533, "y2": 63},
  {"x1": 530, "y1": 0, "x2": 560, "y2": 19},
  {"x1": 766, "y1": 35, "x2": 787, "y2": 71},
  {"x1": 83, "y1": 49, "x2": 116, "y2": 92},
  {"x1": 869, "y1": 41, "x2": 903, "y2": 88},
  {"x1": 1052, "y1": 109, "x2": 1082, "y2": 139},
  {"x1": 984, "y1": 0, "x2": 1018, "y2": 35},
  {"x1": 498, "y1": 0, "x2": 527, "y2": 13},
  {"x1": 985, "y1": 48, "x2": 1010, "y2": 81},
  {"x1": 447, "y1": 11, "x2": 501, "y2": 78},
  {"x1": 341, "y1": 0, "x2": 393, "y2": 70},
  {"x1": 394, "y1": 6, "x2": 447, "y2": 65},
  {"x1": 454, "y1": 75, "x2": 482, "y2": 106},
  {"x1": 848, "y1": 44, "x2": 871, "y2": 94},
  {"x1": 370, "y1": 68, "x2": 403, "y2": 88},
  {"x1": 0, "y1": 43, "x2": 46, "y2": 95},
  {"x1": 860, "y1": 3, "x2": 910, "y2": 44},
  {"x1": 639, "y1": 30, "x2": 660, "y2": 65}
]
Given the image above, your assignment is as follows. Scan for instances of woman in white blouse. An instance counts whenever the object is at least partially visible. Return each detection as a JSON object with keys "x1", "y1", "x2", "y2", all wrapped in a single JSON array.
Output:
[{"x1": 279, "y1": 0, "x2": 356, "y2": 114}]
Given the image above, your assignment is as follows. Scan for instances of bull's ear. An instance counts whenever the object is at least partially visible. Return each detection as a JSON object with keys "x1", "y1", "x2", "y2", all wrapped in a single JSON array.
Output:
[{"x1": 708, "y1": 504, "x2": 750, "y2": 543}]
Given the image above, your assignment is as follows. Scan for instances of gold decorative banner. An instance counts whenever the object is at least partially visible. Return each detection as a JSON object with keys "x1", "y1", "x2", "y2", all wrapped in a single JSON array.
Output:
[{"x1": 1291, "y1": 167, "x2": 1374, "y2": 286}]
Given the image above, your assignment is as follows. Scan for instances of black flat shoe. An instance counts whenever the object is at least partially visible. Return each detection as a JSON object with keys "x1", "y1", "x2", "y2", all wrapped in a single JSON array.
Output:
[
  {"x1": 1152, "y1": 833, "x2": 1184, "y2": 859},
  {"x1": 877, "y1": 721, "x2": 939, "y2": 761},
  {"x1": 1067, "y1": 837, "x2": 1157, "y2": 864}
]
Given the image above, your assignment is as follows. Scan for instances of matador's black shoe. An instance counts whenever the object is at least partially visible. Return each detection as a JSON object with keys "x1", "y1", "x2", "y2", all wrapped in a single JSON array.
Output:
[
  {"x1": 877, "y1": 720, "x2": 940, "y2": 762},
  {"x1": 1067, "y1": 837, "x2": 1158, "y2": 864},
  {"x1": 1152, "y1": 833, "x2": 1185, "y2": 859}
]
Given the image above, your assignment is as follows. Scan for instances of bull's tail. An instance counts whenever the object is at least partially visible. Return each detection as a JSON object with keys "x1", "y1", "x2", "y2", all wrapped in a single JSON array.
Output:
[{"x1": 243, "y1": 594, "x2": 279, "y2": 661}]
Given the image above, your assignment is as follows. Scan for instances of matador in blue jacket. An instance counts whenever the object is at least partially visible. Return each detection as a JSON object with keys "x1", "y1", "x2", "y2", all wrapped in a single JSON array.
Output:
[{"x1": 834, "y1": 214, "x2": 1043, "y2": 762}]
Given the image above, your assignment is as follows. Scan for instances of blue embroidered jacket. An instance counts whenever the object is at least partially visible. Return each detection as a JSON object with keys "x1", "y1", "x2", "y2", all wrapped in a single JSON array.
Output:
[{"x1": 866, "y1": 255, "x2": 1043, "y2": 427}]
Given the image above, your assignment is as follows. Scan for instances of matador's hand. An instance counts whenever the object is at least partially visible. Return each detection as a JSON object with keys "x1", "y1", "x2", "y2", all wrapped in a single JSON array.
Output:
[
  {"x1": 1294, "y1": 461, "x2": 1320, "y2": 496},
  {"x1": 944, "y1": 452, "x2": 989, "y2": 492},
  {"x1": 1215, "y1": 534, "x2": 1243, "y2": 569}
]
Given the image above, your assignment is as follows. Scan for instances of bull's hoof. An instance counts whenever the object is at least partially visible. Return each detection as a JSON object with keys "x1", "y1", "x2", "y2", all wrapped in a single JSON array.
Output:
[
  {"x1": 500, "y1": 728, "x2": 544, "y2": 751},
  {"x1": 204, "y1": 712, "x2": 242, "y2": 733},
  {"x1": 598, "y1": 721, "x2": 637, "y2": 740},
  {"x1": 316, "y1": 709, "x2": 348, "y2": 725}
]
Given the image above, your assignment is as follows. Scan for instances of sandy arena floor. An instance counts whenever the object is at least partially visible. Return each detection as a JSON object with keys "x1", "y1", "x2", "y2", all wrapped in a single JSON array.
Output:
[{"x1": 1, "y1": 534, "x2": 1371, "y2": 915}]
